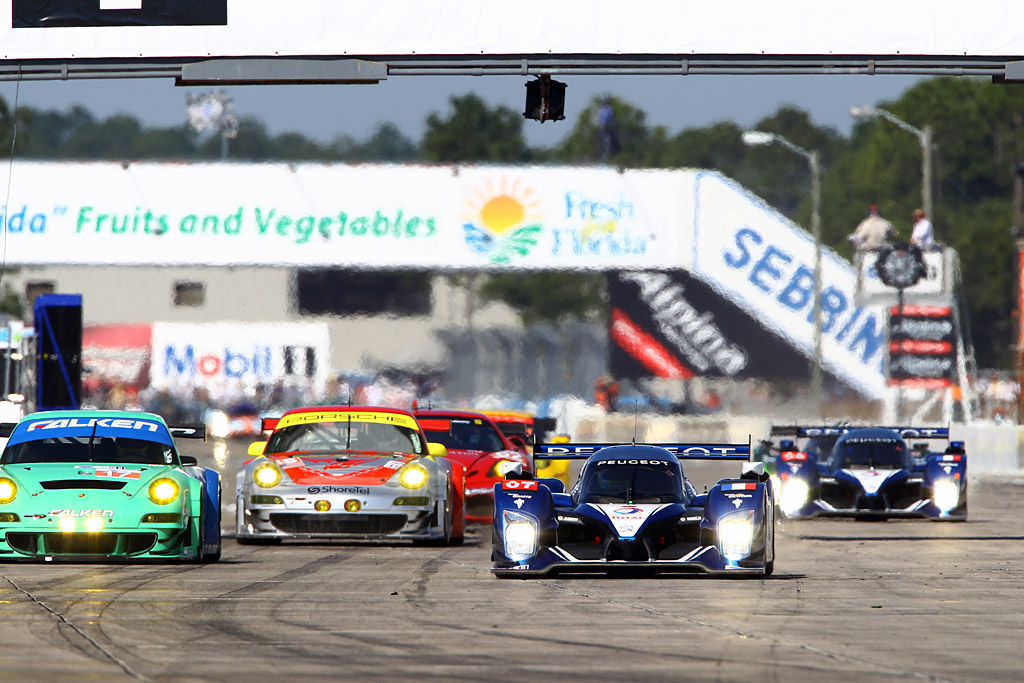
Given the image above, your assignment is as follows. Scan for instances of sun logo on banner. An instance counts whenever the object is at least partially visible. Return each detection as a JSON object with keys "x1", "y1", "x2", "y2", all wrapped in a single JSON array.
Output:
[{"x1": 461, "y1": 179, "x2": 543, "y2": 263}]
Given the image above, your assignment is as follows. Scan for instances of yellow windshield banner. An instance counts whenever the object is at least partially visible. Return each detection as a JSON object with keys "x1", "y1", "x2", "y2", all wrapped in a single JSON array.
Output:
[{"x1": 277, "y1": 411, "x2": 419, "y2": 431}]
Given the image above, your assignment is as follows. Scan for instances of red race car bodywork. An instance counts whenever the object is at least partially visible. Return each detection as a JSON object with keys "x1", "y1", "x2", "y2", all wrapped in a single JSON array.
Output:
[{"x1": 414, "y1": 409, "x2": 530, "y2": 522}]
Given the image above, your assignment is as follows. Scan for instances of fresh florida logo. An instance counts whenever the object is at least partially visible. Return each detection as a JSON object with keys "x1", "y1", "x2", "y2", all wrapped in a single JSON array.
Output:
[{"x1": 461, "y1": 179, "x2": 542, "y2": 263}]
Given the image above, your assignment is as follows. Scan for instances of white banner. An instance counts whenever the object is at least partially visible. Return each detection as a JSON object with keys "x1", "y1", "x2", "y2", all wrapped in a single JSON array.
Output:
[
  {"x1": 2, "y1": 1, "x2": 1023, "y2": 60},
  {"x1": 0, "y1": 162, "x2": 691, "y2": 270},
  {"x1": 149, "y1": 322, "x2": 331, "y2": 396},
  {"x1": 690, "y1": 173, "x2": 887, "y2": 399}
]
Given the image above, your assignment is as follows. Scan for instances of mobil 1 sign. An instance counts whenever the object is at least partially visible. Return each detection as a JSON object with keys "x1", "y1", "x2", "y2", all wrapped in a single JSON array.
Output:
[
  {"x1": 150, "y1": 322, "x2": 330, "y2": 394},
  {"x1": 690, "y1": 172, "x2": 887, "y2": 400}
]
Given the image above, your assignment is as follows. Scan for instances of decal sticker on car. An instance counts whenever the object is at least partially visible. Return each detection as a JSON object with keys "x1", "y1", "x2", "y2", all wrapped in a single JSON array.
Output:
[
  {"x1": 307, "y1": 486, "x2": 370, "y2": 495},
  {"x1": 502, "y1": 480, "x2": 539, "y2": 491}
]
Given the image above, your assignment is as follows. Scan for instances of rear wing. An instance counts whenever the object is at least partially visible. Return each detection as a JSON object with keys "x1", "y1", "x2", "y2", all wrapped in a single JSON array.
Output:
[
  {"x1": 771, "y1": 425, "x2": 949, "y2": 440},
  {"x1": 261, "y1": 417, "x2": 280, "y2": 432},
  {"x1": 534, "y1": 442, "x2": 750, "y2": 460},
  {"x1": 0, "y1": 423, "x2": 14, "y2": 438},
  {"x1": 168, "y1": 424, "x2": 207, "y2": 440}
]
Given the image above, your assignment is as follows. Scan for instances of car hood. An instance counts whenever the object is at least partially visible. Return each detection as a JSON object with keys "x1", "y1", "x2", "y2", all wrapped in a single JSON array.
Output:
[
  {"x1": 266, "y1": 452, "x2": 418, "y2": 486},
  {"x1": 441, "y1": 449, "x2": 525, "y2": 472},
  {"x1": 0, "y1": 462, "x2": 181, "y2": 498}
]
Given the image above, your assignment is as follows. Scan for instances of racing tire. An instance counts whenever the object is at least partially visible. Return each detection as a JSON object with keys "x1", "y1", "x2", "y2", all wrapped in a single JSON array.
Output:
[
  {"x1": 763, "y1": 496, "x2": 775, "y2": 576},
  {"x1": 200, "y1": 482, "x2": 223, "y2": 563}
]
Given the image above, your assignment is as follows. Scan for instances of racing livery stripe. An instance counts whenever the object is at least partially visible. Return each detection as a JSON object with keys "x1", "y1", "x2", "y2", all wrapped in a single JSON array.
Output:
[{"x1": 276, "y1": 411, "x2": 419, "y2": 431}]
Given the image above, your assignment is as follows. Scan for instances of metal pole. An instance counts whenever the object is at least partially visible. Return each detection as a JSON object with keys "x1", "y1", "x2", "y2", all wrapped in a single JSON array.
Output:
[
  {"x1": 922, "y1": 125, "x2": 933, "y2": 222},
  {"x1": 810, "y1": 150, "x2": 824, "y2": 410}
]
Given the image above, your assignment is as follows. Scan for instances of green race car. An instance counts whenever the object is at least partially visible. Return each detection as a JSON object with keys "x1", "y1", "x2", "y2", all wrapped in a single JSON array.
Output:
[{"x1": 0, "y1": 410, "x2": 221, "y2": 562}]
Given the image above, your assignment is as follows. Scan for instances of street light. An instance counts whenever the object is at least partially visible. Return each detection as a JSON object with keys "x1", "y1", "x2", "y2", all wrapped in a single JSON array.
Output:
[
  {"x1": 849, "y1": 104, "x2": 933, "y2": 221},
  {"x1": 742, "y1": 130, "x2": 824, "y2": 406}
]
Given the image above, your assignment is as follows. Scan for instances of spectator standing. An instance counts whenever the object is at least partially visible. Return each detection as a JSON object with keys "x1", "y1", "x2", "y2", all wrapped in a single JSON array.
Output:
[
  {"x1": 849, "y1": 205, "x2": 895, "y2": 250},
  {"x1": 597, "y1": 98, "x2": 620, "y2": 161},
  {"x1": 910, "y1": 208, "x2": 935, "y2": 250}
]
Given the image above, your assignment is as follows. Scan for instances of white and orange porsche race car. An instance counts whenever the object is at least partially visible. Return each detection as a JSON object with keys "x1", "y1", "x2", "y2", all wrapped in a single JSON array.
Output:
[{"x1": 236, "y1": 406, "x2": 465, "y2": 545}]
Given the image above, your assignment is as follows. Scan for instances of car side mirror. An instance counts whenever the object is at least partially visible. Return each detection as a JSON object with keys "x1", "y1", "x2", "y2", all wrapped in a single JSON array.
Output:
[
  {"x1": 507, "y1": 434, "x2": 528, "y2": 454},
  {"x1": 179, "y1": 455, "x2": 198, "y2": 466},
  {"x1": 427, "y1": 442, "x2": 447, "y2": 458},
  {"x1": 248, "y1": 441, "x2": 267, "y2": 457}
]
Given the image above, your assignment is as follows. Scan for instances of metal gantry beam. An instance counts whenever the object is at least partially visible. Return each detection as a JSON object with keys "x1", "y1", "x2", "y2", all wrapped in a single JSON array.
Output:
[{"x1": 0, "y1": 55, "x2": 1018, "y2": 84}]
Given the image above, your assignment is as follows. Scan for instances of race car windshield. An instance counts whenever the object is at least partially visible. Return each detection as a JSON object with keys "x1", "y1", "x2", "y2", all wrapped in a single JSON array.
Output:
[
  {"x1": 579, "y1": 463, "x2": 684, "y2": 504},
  {"x1": 2, "y1": 436, "x2": 175, "y2": 465},
  {"x1": 804, "y1": 436, "x2": 839, "y2": 458},
  {"x1": 830, "y1": 439, "x2": 910, "y2": 470},
  {"x1": 420, "y1": 419, "x2": 506, "y2": 452},
  {"x1": 266, "y1": 421, "x2": 424, "y2": 456}
]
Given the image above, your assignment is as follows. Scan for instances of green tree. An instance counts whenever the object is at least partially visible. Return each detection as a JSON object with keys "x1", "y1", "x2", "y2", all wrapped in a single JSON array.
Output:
[
  {"x1": 553, "y1": 95, "x2": 663, "y2": 166},
  {"x1": 422, "y1": 94, "x2": 527, "y2": 162},
  {"x1": 478, "y1": 272, "x2": 606, "y2": 325}
]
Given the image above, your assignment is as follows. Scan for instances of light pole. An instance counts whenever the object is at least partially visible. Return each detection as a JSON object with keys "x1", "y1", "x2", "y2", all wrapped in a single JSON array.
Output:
[
  {"x1": 849, "y1": 104, "x2": 933, "y2": 221},
  {"x1": 742, "y1": 131, "x2": 823, "y2": 406}
]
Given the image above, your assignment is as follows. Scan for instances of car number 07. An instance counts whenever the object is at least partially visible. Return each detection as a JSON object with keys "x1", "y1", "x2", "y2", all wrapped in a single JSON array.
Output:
[{"x1": 502, "y1": 480, "x2": 539, "y2": 491}]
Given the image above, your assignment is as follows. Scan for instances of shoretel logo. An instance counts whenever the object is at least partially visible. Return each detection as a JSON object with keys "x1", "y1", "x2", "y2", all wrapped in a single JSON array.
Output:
[{"x1": 13, "y1": 0, "x2": 227, "y2": 28}]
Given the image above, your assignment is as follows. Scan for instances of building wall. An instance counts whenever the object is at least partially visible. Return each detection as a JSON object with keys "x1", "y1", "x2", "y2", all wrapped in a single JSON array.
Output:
[{"x1": 8, "y1": 266, "x2": 521, "y2": 374}]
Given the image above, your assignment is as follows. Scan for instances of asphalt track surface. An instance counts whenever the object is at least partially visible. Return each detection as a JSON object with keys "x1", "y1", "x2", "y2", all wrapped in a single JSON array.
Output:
[{"x1": 1, "y1": 439, "x2": 1023, "y2": 682}]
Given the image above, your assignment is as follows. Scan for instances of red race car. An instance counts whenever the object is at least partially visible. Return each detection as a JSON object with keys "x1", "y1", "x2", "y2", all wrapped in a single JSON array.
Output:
[{"x1": 414, "y1": 409, "x2": 531, "y2": 522}]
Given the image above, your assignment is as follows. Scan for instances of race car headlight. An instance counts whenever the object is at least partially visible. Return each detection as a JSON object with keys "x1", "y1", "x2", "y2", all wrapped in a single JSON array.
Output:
[
  {"x1": 490, "y1": 459, "x2": 522, "y2": 478},
  {"x1": 502, "y1": 510, "x2": 538, "y2": 561},
  {"x1": 85, "y1": 516, "x2": 104, "y2": 533},
  {"x1": 253, "y1": 463, "x2": 283, "y2": 488},
  {"x1": 718, "y1": 516, "x2": 754, "y2": 561},
  {"x1": 932, "y1": 480, "x2": 960, "y2": 512},
  {"x1": 208, "y1": 410, "x2": 230, "y2": 439},
  {"x1": 58, "y1": 516, "x2": 76, "y2": 533},
  {"x1": 148, "y1": 478, "x2": 180, "y2": 505},
  {"x1": 780, "y1": 478, "x2": 810, "y2": 517},
  {"x1": 0, "y1": 478, "x2": 17, "y2": 504},
  {"x1": 398, "y1": 463, "x2": 428, "y2": 489}
]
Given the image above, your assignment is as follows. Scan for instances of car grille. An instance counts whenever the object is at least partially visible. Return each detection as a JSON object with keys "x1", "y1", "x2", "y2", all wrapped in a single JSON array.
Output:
[
  {"x1": 269, "y1": 513, "x2": 407, "y2": 535},
  {"x1": 40, "y1": 480, "x2": 128, "y2": 490},
  {"x1": 5, "y1": 532, "x2": 156, "y2": 556}
]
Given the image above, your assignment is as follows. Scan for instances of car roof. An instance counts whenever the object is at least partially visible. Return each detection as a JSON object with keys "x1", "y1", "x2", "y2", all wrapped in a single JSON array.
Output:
[
  {"x1": 587, "y1": 444, "x2": 681, "y2": 463},
  {"x1": 414, "y1": 409, "x2": 495, "y2": 421},
  {"x1": 283, "y1": 405, "x2": 416, "y2": 419},
  {"x1": 21, "y1": 409, "x2": 167, "y2": 423}
]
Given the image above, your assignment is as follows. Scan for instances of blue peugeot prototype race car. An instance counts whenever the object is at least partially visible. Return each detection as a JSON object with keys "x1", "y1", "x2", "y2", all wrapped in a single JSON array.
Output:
[
  {"x1": 491, "y1": 441, "x2": 775, "y2": 578},
  {"x1": 771, "y1": 425, "x2": 967, "y2": 521}
]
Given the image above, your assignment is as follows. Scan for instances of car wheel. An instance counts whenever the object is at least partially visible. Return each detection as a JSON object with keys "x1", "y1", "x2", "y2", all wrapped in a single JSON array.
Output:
[{"x1": 200, "y1": 483, "x2": 222, "y2": 563}]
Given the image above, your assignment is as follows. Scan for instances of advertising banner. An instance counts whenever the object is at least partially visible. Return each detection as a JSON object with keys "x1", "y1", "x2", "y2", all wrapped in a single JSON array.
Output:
[
  {"x1": 609, "y1": 270, "x2": 810, "y2": 382},
  {"x1": 0, "y1": 162, "x2": 691, "y2": 271},
  {"x1": 690, "y1": 172, "x2": 887, "y2": 399},
  {"x1": 149, "y1": 322, "x2": 331, "y2": 396},
  {"x1": 2, "y1": 2, "x2": 1022, "y2": 61},
  {"x1": 888, "y1": 305, "x2": 956, "y2": 389},
  {"x1": 83, "y1": 323, "x2": 152, "y2": 389}
]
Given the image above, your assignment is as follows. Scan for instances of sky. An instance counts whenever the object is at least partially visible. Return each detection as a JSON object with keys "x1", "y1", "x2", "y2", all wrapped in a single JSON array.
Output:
[{"x1": 0, "y1": 73, "x2": 926, "y2": 149}]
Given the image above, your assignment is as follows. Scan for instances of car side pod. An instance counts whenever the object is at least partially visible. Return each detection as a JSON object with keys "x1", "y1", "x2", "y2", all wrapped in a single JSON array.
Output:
[{"x1": 704, "y1": 479, "x2": 774, "y2": 574}]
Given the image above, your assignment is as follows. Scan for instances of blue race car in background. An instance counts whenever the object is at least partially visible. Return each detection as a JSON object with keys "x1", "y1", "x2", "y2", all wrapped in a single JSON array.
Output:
[
  {"x1": 772, "y1": 426, "x2": 966, "y2": 521},
  {"x1": 491, "y1": 441, "x2": 775, "y2": 578}
]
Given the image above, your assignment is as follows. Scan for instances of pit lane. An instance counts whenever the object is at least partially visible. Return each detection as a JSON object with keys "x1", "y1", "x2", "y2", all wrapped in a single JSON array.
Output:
[{"x1": 0, "y1": 439, "x2": 1022, "y2": 682}]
